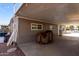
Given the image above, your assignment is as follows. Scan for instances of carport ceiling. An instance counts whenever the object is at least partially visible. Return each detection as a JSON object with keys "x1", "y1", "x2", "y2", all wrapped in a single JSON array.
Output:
[{"x1": 16, "y1": 3, "x2": 79, "y2": 24}]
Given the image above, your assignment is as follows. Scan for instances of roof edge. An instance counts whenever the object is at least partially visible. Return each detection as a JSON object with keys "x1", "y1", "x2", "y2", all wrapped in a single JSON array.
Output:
[{"x1": 15, "y1": 3, "x2": 25, "y2": 15}]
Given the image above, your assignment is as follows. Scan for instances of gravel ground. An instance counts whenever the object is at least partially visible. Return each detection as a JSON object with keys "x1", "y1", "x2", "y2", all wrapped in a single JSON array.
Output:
[{"x1": 0, "y1": 43, "x2": 25, "y2": 56}]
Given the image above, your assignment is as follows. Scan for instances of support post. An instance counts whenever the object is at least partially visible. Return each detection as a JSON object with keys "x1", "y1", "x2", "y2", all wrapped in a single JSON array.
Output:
[{"x1": 7, "y1": 16, "x2": 18, "y2": 46}]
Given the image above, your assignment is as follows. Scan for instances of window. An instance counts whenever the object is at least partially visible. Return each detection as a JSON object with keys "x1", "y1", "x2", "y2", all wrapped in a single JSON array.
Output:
[
  {"x1": 49, "y1": 25, "x2": 53, "y2": 30},
  {"x1": 31, "y1": 23, "x2": 43, "y2": 30}
]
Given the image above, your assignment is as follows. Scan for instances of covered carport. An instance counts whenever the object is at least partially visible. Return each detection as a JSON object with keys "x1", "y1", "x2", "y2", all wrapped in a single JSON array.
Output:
[{"x1": 15, "y1": 3, "x2": 79, "y2": 56}]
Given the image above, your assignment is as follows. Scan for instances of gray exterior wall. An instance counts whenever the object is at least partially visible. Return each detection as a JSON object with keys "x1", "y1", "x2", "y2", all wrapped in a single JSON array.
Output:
[{"x1": 17, "y1": 18, "x2": 58, "y2": 44}]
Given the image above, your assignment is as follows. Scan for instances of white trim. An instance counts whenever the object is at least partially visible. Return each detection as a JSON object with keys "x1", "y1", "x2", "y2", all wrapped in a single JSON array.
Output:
[{"x1": 7, "y1": 16, "x2": 19, "y2": 46}]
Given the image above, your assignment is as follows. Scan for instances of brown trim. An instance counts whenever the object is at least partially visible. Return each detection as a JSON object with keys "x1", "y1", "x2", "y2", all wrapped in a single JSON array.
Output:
[
  {"x1": 17, "y1": 16, "x2": 56, "y2": 25},
  {"x1": 15, "y1": 3, "x2": 25, "y2": 15},
  {"x1": 15, "y1": 3, "x2": 31, "y2": 16}
]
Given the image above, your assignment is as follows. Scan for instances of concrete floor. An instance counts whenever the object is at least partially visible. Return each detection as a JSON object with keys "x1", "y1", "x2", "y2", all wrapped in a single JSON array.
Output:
[{"x1": 18, "y1": 36, "x2": 79, "y2": 56}]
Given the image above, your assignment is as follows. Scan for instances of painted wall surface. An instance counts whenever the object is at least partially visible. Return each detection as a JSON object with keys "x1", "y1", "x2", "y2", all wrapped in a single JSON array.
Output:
[{"x1": 17, "y1": 18, "x2": 58, "y2": 44}]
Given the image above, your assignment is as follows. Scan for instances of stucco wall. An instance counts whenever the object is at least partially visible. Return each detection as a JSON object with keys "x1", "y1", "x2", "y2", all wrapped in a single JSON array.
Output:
[{"x1": 17, "y1": 18, "x2": 58, "y2": 44}]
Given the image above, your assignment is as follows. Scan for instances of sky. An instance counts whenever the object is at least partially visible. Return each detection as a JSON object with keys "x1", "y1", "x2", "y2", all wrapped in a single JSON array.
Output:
[{"x1": 0, "y1": 3, "x2": 22, "y2": 25}]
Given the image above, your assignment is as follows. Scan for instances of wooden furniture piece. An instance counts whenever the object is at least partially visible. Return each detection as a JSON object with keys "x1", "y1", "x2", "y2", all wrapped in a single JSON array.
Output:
[{"x1": 36, "y1": 30, "x2": 53, "y2": 44}]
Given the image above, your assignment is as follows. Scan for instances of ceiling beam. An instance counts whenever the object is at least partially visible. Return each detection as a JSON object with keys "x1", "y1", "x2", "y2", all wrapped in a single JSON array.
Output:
[{"x1": 17, "y1": 15, "x2": 57, "y2": 25}]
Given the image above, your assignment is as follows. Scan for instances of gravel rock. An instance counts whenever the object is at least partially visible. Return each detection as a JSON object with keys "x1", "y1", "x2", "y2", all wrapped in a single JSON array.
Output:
[
  {"x1": 7, "y1": 48, "x2": 17, "y2": 53},
  {"x1": 0, "y1": 43, "x2": 25, "y2": 56}
]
